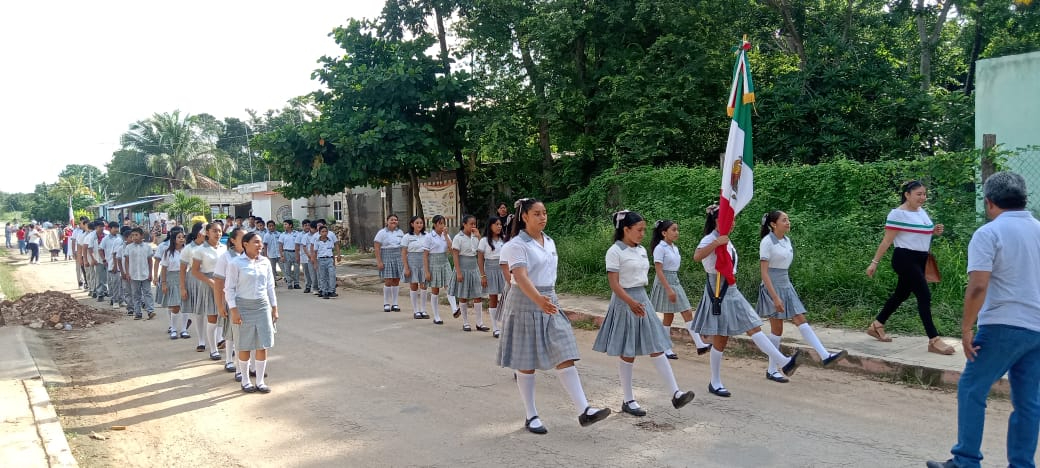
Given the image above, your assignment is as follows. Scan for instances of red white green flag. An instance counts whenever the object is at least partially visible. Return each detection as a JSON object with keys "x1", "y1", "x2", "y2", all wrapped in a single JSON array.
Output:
[{"x1": 715, "y1": 38, "x2": 755, "y2": 285}]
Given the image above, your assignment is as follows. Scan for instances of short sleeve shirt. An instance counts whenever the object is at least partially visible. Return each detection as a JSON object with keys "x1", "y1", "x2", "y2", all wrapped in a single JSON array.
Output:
[
  {"x1": 697, "y1": 231, "x2": 739, "y2": 275},
  {"x1": 374, "y1": 228, "x2": 404, "y2": 249},
  {"x1": 452, "y1": 232, "x2": 480, "y2": 257},
  {"x1": 652, "y1": 242, "x2": 681, "y2": 271},
  {"x1": 423, "y1": 231, "x2": 449, "y2": 254},
  {"x1": 315, "y1": 238, "x2": 335, "y2": 257},
  {"x1": 161, "y1": 249, "x2": 182, "y2": 272},
  {"x1": 759, "y1": 233, "x2": 794, "y2": 270},
  {"x1": 213, "y1": 250, "x2": 238, "y2": 279},
  {"x1": 192, "y1": 243, "x2": 226, "y2": 274},
  {"x1": 885, "y1": 208, "x2": 934, "y2": 252},
  {"x1": 477, "y1": 237, "x2": 504, "y2": 261},
  {"x1": 124, "y1": 242, "x2": 153, "y2": 281},
  {"x1": 264, "y1": 231, "x2": 281, "y2": 258},
  {"x1": 967, "y1": 211, "x2": 1040, "y2": 332},
  {"x1": 502, "y1": 231, "x2": 557, "y2": 287},
  {"x1": 280, "y1": 230, "x2": 298, "y2": 251},
  {"x1": 401, "y1": 233, "x2": 426, "y2": 253},
  {"x1": 606, "y1": 241, "x2": 649, "y2": 288}
]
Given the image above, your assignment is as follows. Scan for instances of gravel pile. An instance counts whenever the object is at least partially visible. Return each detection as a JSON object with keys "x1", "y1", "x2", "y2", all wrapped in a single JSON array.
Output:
[{"x1": 0, "y1": 291, "x2": 121, "y2": 329}]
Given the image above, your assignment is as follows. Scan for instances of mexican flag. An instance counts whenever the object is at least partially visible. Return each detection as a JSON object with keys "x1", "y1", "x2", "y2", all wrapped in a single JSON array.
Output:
[{"x1": 715, "y1": 39, "x2": 755, "y2": 285}]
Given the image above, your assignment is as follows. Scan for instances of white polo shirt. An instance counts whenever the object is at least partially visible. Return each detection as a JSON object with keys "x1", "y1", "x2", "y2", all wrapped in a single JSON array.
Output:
[
  {"x1": 502, "y1": 231, "x2": 557, "y2": 287},
  {"x1": 606, "y1": 241, "x2": 649, "y2": 288},
  {"x1": 477, "y1": 237, "x2": 504, "y2": 261},
  {"x1": 652, "y1": 241, "x2": 682, "y2": 272},
  {"x1": 697, "y1": 231, "x2": 739, "y2": 275},
  {"x1": 759, "y1": 233, "x2": 794, "y2": 270},
  {"x1": 968, "y1": 210, "x2": 1040, "y2": 333},
  {"x1": 452, "y1": 232, "x2": 480, "y2": 257}
]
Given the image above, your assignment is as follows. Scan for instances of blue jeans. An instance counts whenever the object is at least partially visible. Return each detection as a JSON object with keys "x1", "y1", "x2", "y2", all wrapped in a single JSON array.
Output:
[
  {"x1": 952, "y1": 324, "x2": 1040, "y2": 468},
  {"x1": 18, "y1": 240, "x2": 25, "y2": 254}
]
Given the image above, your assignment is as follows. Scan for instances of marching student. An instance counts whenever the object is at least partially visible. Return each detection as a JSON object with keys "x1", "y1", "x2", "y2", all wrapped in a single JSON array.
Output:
[
  {"x1": 314, "y1": 219, "x2": 338, "y2": 297},
  {"x1": 152, "y1": 228, "x2": 173, "y2": 332},
  {"x1": 77, "y1": 220, "x2": 93, "y2": 292},
  {"x1": 592, "y1": 211, "x2": 696, "y2": 417},
  {"x1": 215, "y1": 228, "x2": 246, "y2": 375},
  {"x1": 263, "y1": 220, "x2": 281, "y2": 282},
  {"x1": 226, "y1": 232, "x2": 278, "y2": 394},
  {"x1": 103, "y1": 222, "x2": 125, "y2": 309},
  {"x1": 374, "y1": 214, "x2": 404, "y2": 312},
  {"x1": 422, "y1": 215, "x2": 454, "y2": 324},
  {"x1": 692, "y1": 204, "x2": 802, "y2": 397},
  {"x1": 450, "y1": 215, "x2": 487, "y2": 332},
  {"x1": 160, "y1": 229, "x2": 190, "y2": 339},
  {"x1": 498, "y1": 198, "x2": 610, "y2": 434},
  {"x1": 478, "y1": 217, "x2": 506, "y2": 337},
  {"x1": 180, "y1": 222, "x2": 206, "y2": 348},
  {"x1": 87, "y1": 221, "x2": 108, "y2": 299},
  {"x1": 280, "y1": 220, "x2": 300, "y2": 289},
  {"x1": 116, "y1": 227, "x2": 133, "y2": 313},
  {"x1": 70, "y1": 218, "x2": 86, "y2": 288},
  {"x1": 122, "y1": 227, "x2": 155, "y2": 320},
  {"x1": 314, "y1": 226, "x2": 337, "y2": 299},
  {"x1": 401, "y1": 216, "x2": 429, "y2": 319},
  {"x1": 299, "y1": 220, "x2": 316, "y2": 294},
  {"x1": 757, "y1": 211, "x2": 847, "y2": 382},
  {"x1": 191, "y1": 222, "x2": 228, "y2": 361},
  {"x1": 649, "y1": 219, "x2": 712, "y2": 359}
]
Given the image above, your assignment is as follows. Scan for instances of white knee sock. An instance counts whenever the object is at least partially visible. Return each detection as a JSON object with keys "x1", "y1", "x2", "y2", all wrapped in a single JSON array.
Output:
[
  {"x1": 419, "y1": 290, "x2": 428, "y2": 313},
  {"x1": 461, "y1": 302, "x2": 470, "y2": 326},
  {"x1": 556, "y1": 366, "x2": 592, "y2": 415},
  {"x1": 409, "y1": 291, "x2": 418, "y2": 313},
  {"x1": 390, "y1": 286, "x2": 399, "y2": 306},
  {"x1": 618, "y1": 360, "x2": 635, "y2": 403},
  {"x1": 750, "y1": 331, "x2": 790, "y2": 368},
  {"x1": 225, "y1": 341, "x2": 235, "y2": 364},
  {"x1": 447, "y1": 295, "x2": 458, "y2": 312},
  {"x1": 798, "y1": 323, "x2": 830, "y2": 359},
  {"x1": 430, "y1": 293, "x2": 441, "y2": 321},
  {"x1": 662, "y1": 325, "x2": 675, "y2": 355},
  {"x1": 205, "y1": 321, "x2": 217, "y2": 352},
  {"x1": 686, "y1": 322, "x2": 708, "y2": 348},
  {"x1": 168, "y1": 310, "x2": 175, "y2": 328},
  {"x1": 215, "y1": 325, "x2": 224, "y2": 344},
  {"x1": 710, "y1": 348, "x2": 724, "y2": 389},
  {"x1": 249, "y1": 356, "x2": 255, "y2": 374},
  {"x1": 474, "y1": 302, "x2": 484, "y2": 327},
  {"x1": 490, "y1": 308, "x2": 499, "y2": 331},
  {"x1": 383, "y1": 287, "x2": 391, "y2": 306},
  {"x1": 196, "y1": 316, "x2": 206, "y2": 346},
  {"x1": 515, "y1": 372, "x2": 540, "y2": 425},
  {"x1": 651, "y1": 354, "x2": 681, "y2": 396},
  {"x1": 180, "y1": 312, "x2": 190, "y2": 333},
  {"x1": 238, "y1": 359, "x2": 251, "y2": 385},
  {"x1": 254, "y1": 359, "x2": 267, "y2": 386},
  {"x1": 766, "y1": 334, "x2": 782, "y2": 374}
]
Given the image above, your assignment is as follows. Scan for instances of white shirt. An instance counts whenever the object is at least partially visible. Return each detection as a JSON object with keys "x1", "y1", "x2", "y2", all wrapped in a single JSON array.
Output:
[
  {"x1": 423, "y1": 231, "x2": 449, "y2": 254},
  {"x1": 299, "y1": 231, "x2": 313, "y2": 263},
  {"x1": 502, "y1": 231, "x2": 558, "y2": 287},
  {"x1": 451, "y1": 232, "x2": 480, "y2": 257},
  {"x1": 104, "y1": 236, "x2": 124, "y2": 271},
  {"x1": 224, "y1": 254, "x2": 277, "y2": 309},
  {"x1": 759, "y1": 233, "x2": 794, "y2": 270},
  {"x1": 885, "y1": 208, "x2": 934, "y2": 252},
  {"x1": 181, "y1": 241, "x2": 200, "y2": 269},
  {"x1": 968, "y1": 211, "x2": 1040, "y2": 333},
  {"x1": 281, "y1": 230, "x2": 299, "y2": 250},
  {"x1": 161, "y1": 249, "x2": 182, "y2": 273},
  {"x1": 315, "y1": 238, "x2": 335, "y2": 257},
  {"x1": 124, "y1": 242, "x2": 153, "y2": 281},
  {"x1": 264, "y1": 231, "x2": 281, "y2": 258},
  {"x1": 192, "y1": 242, "x2": 226, "y2": 274},
  {"x1": 697, "y1": 231, "x2": 739, "y2": 275},
  {"x1": 213, "y1": 250, "x2": 240, "y2": 279},
  {"x1": 477, "y1": 237, "x2": 504, "y2": 261},
  {"x1": 374, "y1": 228, "x2": 404, "y2": 249},
  {"x1": 70, "y1": 227, "x2": 84, "y2": 252},
  {"x1": 86, "y1": 231, "x2": 106, "y2": 262},
  {"x1": 401, "y1": 233, "x2": 426, "y2": 253},
  {"x1": 153, "y1": 241, "x2": 169, "y2": 261},
  {"x1": 606, "y1": 241, "x2": 649, "y2": 288},
  {"x1": 652, "y1": 241, "x2": 681, "y2": 271}
]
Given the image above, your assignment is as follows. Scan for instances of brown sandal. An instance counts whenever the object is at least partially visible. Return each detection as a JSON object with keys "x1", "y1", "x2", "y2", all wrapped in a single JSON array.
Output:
[
  {"x1": 866, "y1": 320, "x2": 892, "y2": 342},
  {"x1": 928, "y1": 337, "x2": 955, "y2": 355}
]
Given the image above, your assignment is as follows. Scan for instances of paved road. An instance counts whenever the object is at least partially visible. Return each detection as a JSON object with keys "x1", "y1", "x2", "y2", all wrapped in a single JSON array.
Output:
[{"x1": 25, "y1": 258, "x2": 1024, "y2": 468}]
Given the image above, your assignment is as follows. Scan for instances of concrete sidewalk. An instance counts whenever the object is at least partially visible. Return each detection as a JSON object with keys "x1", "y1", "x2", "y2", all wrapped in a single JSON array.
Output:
[
  {"x1": 0, "y1": 326, "x2": 77, "y2": 467},
  {"x1": 335, "y1": 258, "x2": 991, "y2": 394}
]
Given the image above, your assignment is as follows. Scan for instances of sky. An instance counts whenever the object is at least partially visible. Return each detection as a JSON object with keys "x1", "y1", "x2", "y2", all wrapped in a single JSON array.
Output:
[{"x1": 0, "y1": 0, "x2": 385, "y2": 194}]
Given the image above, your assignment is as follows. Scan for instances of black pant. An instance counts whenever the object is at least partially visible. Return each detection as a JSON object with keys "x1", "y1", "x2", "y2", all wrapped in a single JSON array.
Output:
[
  {"x1": 27, "y1": 243, "x2": 39, "y2": 263},
  {"x1": 875, "y1": 247, "x2": 938, "y2": 338}
]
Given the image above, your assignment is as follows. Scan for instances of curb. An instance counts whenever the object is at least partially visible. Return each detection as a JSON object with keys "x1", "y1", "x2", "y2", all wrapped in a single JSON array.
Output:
[{"x1": 24, "y1": 378, "x2": 78, "y2": 467}]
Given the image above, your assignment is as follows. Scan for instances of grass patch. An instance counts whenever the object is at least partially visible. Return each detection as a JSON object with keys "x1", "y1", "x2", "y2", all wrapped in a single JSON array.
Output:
[
  {"x1": 570, "y1": 316, "x2": 600, "y2": 330},
  {"x1": 0, "y1": 248, "x2": 21, "y2": 300}
]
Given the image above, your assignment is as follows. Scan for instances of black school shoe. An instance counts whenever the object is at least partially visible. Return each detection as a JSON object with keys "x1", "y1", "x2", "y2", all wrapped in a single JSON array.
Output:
[
  {"x1": 621, "y1": 401, "x2": 646, "y2": 417},
  {"x1": 578, "y1": 407, "x2": 611, "y2": 427},
  {"x1": 524, "y1": 416, "x2": 547, "y2": 434},
  {"x1": 821, "y1": 350, "x2": 848, "y2": 367},
  {"x1": 781, "y1": 349, "x2": 802, "y2": 377},
  {"x1": 671, "y1": 390, "x2": 695, "y2": 409}
]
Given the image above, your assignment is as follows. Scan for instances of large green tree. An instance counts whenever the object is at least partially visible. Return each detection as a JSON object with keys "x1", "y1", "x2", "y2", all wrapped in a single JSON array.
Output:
[{"x1": 119, "y1": 111, "x2": 235, "y2": 192}]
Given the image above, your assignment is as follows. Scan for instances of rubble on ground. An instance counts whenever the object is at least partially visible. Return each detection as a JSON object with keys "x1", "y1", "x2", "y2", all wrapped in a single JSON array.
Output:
[{"x1": 0, "y1": 291, "x2": 121, "y2": 329}]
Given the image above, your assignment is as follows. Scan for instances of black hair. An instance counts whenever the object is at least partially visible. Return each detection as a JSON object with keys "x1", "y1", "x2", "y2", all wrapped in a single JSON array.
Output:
[
  {"x1": 165, "y1": 228, "x2": 185, "y2": 259},
  {"x1": 703, "y1": 205, "x2": 720, "y2": 236},
  {"x1": 611, "y1": 211, "x2": 645, "y2": 242},
  {"x1": 899, "y1": 180, "x2": 925, "y2": 204},
  {"x1": 242, "y1": 231, "x2": 261, "y2": 247},
  {"x1": 284, "y1": 219, "x2": 294, "y2": 227},
  {"x1": 130, "y1": 227, "x2": 145, "y2": 237},
  {"x1": 760, "y1": 211, "x2": 784, "y2": 238},
  {"x1": 120, "y1": 226, "x2": 132, "y2": 237},
  {"x1": 316, "y1": 219, "x2": 327, "y2": 226},
  {"x1": 254, "y1": 217, "x2": 264, "y2": 224},
  {"x1": 164, "y1": 226, "x2": 183, "y2": 243},
  {"x1": 267, "y1": 220, "x2": 276, "y2": 226},
  {"x1": 650, "y1": 219, "x2": 676, "y2": 252},
  {"x1": 188, "y1": 222, "x2": 205, "y2": 244},
  {"x1": 227, "y1": 228, "x2": 245, "y2": 251},
  {"x1": 497, "y1": 202, "x2": 508, "y2": 210},
  {"x1": 386, "y1": 213, "x2": 399, "y2": 221},
  {"x1": 301, "y1": 219, "x2": 311, "y2": 228},
  {"x1": 431, "y1": 215, "x2": 446, "y2": 227},
  {"x1": 511, "y1": 198, "x2": 541, "y2": 238},
  {"x1": 483, "y1": 217, "x2": 502, "y2": 250},
  {"x1": 408, "y1": 215, "x2": 426, "y2": 235},
  {"x1": 460, "y1": 214, "x2": 476, "y2": 226},
  {"x1": 108, "y1": 221, "x2": 120, "y2": 229}
]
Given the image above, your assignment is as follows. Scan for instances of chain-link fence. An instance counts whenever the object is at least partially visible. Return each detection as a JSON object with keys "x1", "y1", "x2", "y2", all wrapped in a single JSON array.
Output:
[{"x1": 1006, "y1": 146, "x2": 1040, "y2": 218}]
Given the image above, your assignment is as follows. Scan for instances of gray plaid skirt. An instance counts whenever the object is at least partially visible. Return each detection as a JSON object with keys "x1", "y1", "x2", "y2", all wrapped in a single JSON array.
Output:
[
  {"x1": 404, "y1": 251, "x2": 426, "y2": 284},
  {"x1": 193, "y1": 272, "x2": 219, "y2": 316},
  {"x1": 160, "y1": 273, "x2": 182, "y2": 308},
  {"x1": 496, "y1": 285, "x2": 580, "y2": 370},
  {"x1": 448, "y1": 255, "x2": 483, "y2": 299},
  {"x1": 379, "y1": 248, "x2": 404, "y2": 279},
  {"x1": 482, "y1": 257, "x2": 505, "y2": 295},
  {"x1": 649, "y1": 270, "x2": 692, "y2": 313},
  {"x1": 692, "y1": 273, "x2": 761, "y2": 336},
  {"x1": 593, "y1": 287, "x2": 671, "y2": 357},
  {"x1": 428, "y1": 252, "x2": 454, "y2": 289},
  {"x1": 755, "y1": 268, "x2": 807, "y2": 319},
  {"x1": 154, "y1": 276, "x2": 166, "y2": 305},
  {"x1": 182, "y1": 271, "x2": 198, "y2": 314},
  {"x1": 236, "y1": 296, "x2": 274, "y2": 350}
]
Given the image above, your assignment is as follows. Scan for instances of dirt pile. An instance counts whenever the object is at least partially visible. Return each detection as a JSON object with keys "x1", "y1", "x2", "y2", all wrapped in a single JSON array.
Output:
[{"x1": 0, "y1": 291, "x2": 121, "y2": 329}]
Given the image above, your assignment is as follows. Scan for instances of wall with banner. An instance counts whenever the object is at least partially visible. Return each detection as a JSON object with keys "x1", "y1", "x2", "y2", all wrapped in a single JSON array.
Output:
[{"x1": 418, "y1": 179, "x2": 459, "y2": 230}]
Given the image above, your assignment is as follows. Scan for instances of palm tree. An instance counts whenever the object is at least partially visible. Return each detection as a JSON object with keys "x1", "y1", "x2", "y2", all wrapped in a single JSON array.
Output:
[
  {"x1": 158, "y1": 191, "x2": 211, "y2": 224},
  {"x1": 50, "y1": 175, "x2": 95, "y2": 222},
  {"x1": 119, "y1": 111, "x2": 236, "y2": 192}
]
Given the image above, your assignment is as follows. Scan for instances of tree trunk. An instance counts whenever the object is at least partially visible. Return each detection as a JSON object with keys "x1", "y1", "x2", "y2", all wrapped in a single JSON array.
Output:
[
  {"x1": 433, "y1": 3, "x2": 468, "y2": 215},
  {"x1": 964, "y1": 0, "x2": 986, "y2": 96},
  {"x1": 384, "y1": 185, "x2": 394, "y2": 219},
  {"x1": 765, "y1": 0, "x2": 807, "y2": 69},
  {"x1": 916, "y1": 0, "x2": 954, "y2": 92},
  {"x1": 516, "y1": 27, "x2": 554, "y2": 194},
  {"x1": 410, "y1": 170, "x2": 424, "y2": 218}
]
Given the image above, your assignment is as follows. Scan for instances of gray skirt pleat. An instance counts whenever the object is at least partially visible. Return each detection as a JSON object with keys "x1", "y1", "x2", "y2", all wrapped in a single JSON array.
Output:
[
  {"x1": 496, "y1": 285, "x2": 580, "y2": 370},
  {"x1": 182, "y1": 271, "x2": 198, "y2": 314},
  {"x1": 649, "y1": 270, "x2": 692, "y2": 313},
  {"x1": 154, "y1": 276, "x2": 166, "y2": 305},
  {"x1": 193, "y1": 272, "x2": 218, "y2": 316},
  {"x1": 482, "y1": 257, "x2": 505, "y2": 295},
  {"x1": 756, "y1": 268, "x2": 807, "y2": 319},
  {"x1": 160, "y1": 273, "x2": 182, "y2": 308},
  {"x1": 593, "y1": 287, "x2": 671, "y2": 357},
  {"x1": 428, "y1": 252, "x2": 453, "y2": 288},
  {"x1": 692, "y1": 273, "x2": 761, "y2": 336},
  {"x1": 236, "y1": 296, "x2": 274, "y2": 350},
  {"x1": 379, "y1": 248, "x2": 404, "y2": 279},
  {"x1": 404, "y1": 251, "x2": 426, "y2": 284},
  {"x1": 448, "y1": 255, "x2": 484, "y2": 299}
]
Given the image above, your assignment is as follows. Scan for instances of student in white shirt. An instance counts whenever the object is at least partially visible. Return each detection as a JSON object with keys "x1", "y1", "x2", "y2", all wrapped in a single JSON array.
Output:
[
  {"x1": 226, "y1": 231, "x2": 278, "y2": 394},
  {"x1": 160, "y1": 230, "x2": 190, "y2": 339},
  {"x1": 478, "y1": 217, "x2": 506, "y2": 337},
  {"x1": 192, "y1": 222, "x2": 228, "y2": 361},
  {"x1": 87, "y1": 222, "x2": 108, "y2": 297},
  {"x1": 374, "y1": 215, "x2": 405, "y2": 312},
  {"x1": 280, "y1": 220, "x2": 300, "y2": 289},
  {"x1": 401, "y1": 216, "x2": 429, "y2": 319},
  {"x1": 423, "y1": 215, "x2": 454, "y2": 324},
  {"x1": 122, "y1": 228, "x2": 155, "y2": 320},
  {"x1": 70, "y1": 220, "x2": 85, "y2": 288},
  {"x1": 648, "y1": 220, "x2": 711, "y2": 359},
  {"x1": 214, "y1": 228, "x2": 246, "y2": 374},
  {"x1": 450, "y1": 215, "x2": 486, "y2": 332},
  {"x1": 756, "y1": 211, "x2": 846, "y2": 383},
  {"x1": 263, "y1": 220, "x2": 281, "y2": 281},
  {"x1": 299, "y1": 220, "x2": 316, "y2": 294},
  {"x1": 865, "y1": 180, "x2": 954, "y2": 355},
  {"x1": 314, "y1": 226, "x2": 337, "y2": 299},
  {"x1": 103, "y1": 222, "x2": 125, "y2": 309},
  {"x1": 180, "y1": 222, "x2": 205, "y2": 348},
  {"x1": 591, "y1": 211, "x2": 695, "y2": 417}
]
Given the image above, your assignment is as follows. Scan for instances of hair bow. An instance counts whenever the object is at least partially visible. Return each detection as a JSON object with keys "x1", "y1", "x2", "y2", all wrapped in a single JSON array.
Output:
[
  {"x1": 705, "y1": 204, "x2": 719, "y2": 215},
  {"x1": 613, "y1": 210, "x2": 630, "y2": 228},
  {"x1": 513, "y1": 198, "x2": 531, "y2": 211}
]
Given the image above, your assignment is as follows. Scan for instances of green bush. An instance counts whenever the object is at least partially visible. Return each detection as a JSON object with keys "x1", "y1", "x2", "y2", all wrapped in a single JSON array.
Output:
[{"x1": 546, "y1": 152, "x2": 980, "y2": 337}]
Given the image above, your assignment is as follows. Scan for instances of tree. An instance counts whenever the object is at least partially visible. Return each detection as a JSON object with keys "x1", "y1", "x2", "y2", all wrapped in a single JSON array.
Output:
[
  {"x1": 119, "y1": 110, "x2": 236, "y2": 192},
  {"x1": 106, "y1": 149, "x2": 162, "y2": 202},
  {"x1": 159, "y1": 191, "x2": 210, "y2": 224},
  {"x1": 50, "y1": 175, "x2": 96, "y2": 222}
]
